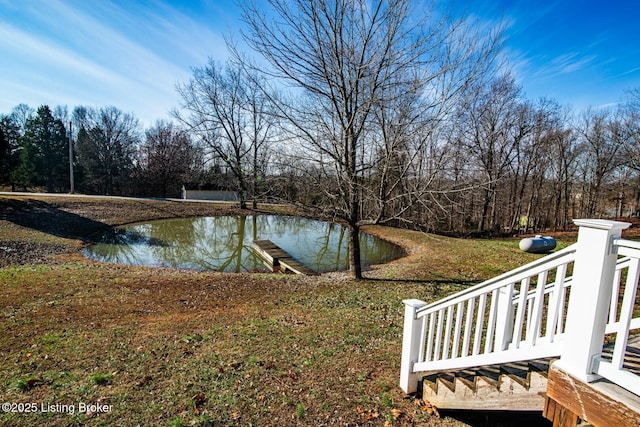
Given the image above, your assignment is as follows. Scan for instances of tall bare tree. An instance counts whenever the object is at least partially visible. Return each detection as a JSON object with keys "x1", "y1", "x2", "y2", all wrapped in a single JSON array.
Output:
[
  {"x1": 175, "y1": 59, "x2": 274, "y2": 209},
  {"x1": 9, "y1": 104, "x2": 34, "y2": 133},
  {"x1": 74, "y1": 106, "x2": 140, "y2": 195},
  {"x1": 575, "y1": 108, "x2": 625, "y2": 217},
  {"x1": 621, "y1": 88, "x2": 640, "y2": 171},
  {"x1": 542, "y1": 102, "x2": 577, "y2": 230},
  {"x1": 456, "y1": 74, "x2": 526, "y2": 232},
  {"x1": 240, "y1": 0, "x2": 501, "y2": 278}
]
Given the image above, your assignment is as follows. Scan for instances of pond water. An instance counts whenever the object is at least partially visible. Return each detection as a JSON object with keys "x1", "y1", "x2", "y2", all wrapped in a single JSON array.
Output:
[{"x1": 83, "y1": 215, "x2": 404, "y2": 273}]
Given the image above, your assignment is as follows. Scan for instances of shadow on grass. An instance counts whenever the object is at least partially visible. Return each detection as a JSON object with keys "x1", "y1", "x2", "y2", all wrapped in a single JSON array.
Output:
[
  {"x1": 364, "y1": 277, "x2": 479, "y2": 303},
  {"x1": 440, "y1": 410, "x2": 551, "y2": 427},
  {"x1": 0, "y1": 198, "x2": 162, "y2": 245},
  {"x1": 365, "y1": 277, "x2": 478, "y2": 286}
]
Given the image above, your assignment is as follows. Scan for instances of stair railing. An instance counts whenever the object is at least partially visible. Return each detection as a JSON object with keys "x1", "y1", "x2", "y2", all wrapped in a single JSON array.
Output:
[
  {"x1": 401, "y1": 219, "x2": 637, "y2": 395},
  {"x1": 400, "y1": 244, "x2": 576, "y2": 393},
  {"x1": 590, "y1": 238, "x2": 640, "y2": 395}
]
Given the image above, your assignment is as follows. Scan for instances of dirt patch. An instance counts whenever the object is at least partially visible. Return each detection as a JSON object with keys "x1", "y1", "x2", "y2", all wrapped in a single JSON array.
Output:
[{"x1": 0, "y1": 241, "x2": 70, "y2": 267}]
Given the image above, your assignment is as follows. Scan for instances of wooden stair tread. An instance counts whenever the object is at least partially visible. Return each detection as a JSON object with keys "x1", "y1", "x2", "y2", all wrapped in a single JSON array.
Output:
[
  {"x1": 436, "y1": 372, "x2": 456, "y2": 393},
  {"x1": 454, "y1": 370, "x2": 477, "y2": 391},
  {"x1": 528, "y1": 359, "x2": 553, "y2": 373},
  {"x1": 421, "y1": 358, "x2": 553, "y2": 411},
  {"x1": 501, "y1": 364, "x2": 531, "y2": 389}
]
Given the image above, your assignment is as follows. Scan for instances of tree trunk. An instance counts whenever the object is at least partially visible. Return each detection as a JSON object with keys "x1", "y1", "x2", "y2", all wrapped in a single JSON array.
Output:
[
  {"x1": 348, "y1": 222, "x2": 362, "y2": 280},
  {"x1": 348, "y1": 160, "x2": 363, "y2": 279},
  {"x1": 479, "y1": 187, "x2": 492, "y2": 232},
  {"x1": 238, "y1": 189, "x2": 247, "y2": 210}
]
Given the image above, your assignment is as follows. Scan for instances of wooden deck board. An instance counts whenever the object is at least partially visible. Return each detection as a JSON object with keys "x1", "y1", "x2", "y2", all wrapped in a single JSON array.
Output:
[
  {"x1": 252, "y1": 240, "x2": 290, "y2": 266},
  {"x1": 543, "y1": 336, "x2": 640, "y2": 426},
  {"x1": 279, "y1": 257, "x2": 317, "y2": 276},
  {"x1": 545, "y1": 364, "x2": 640, "y2": 427},
  {"x1": 252, "y1": 240, "x2": 317, "y2": 276}
]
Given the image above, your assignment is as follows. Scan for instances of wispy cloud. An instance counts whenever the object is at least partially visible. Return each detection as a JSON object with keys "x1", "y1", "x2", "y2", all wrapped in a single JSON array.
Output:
[
  {"x1": 619, "y1": 67, "x2": 640, "y2": 77},
  {"x1": 0, "y1": 0, "x2": 230, "y2": 124},
  {"x1": 550, "y1": 52, "x2": 597, "y2": 74},
  {"x1": 135, "y1": 1, "x2": 230, "y2": 66},
  {"x1": 0, "y1": 23, "x2": 126, "y2": 85},
  {"x1": 36, "y1": 0, "x2": 190, "y2": 90},
  {"x1": 503, "y1": 0, "x2": 558, "y2": 37}
]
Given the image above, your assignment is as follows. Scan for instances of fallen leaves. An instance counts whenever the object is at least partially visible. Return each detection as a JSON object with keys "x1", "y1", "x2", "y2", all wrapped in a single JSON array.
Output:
[
  {"x1": 415, "y1": 398, "x2": 440, "y2": 417},
  {"x1": 192, "y1": 392, "x2": 207, "y2": 415},
  {"x1": 355, "y1": 406, "x2": 380, "y2": 420},
  {"x1": 390, "y1": 408, "x2": 403, "y2": 419}
]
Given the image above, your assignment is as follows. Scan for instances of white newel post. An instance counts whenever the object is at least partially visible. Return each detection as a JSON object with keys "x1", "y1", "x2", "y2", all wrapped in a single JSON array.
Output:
[
  {"x1": 554, "y1": 219, "x2": 631, "y2": 382},
  {"x1": 400, "y1": 299, "x2": 427, "y2": 394}
]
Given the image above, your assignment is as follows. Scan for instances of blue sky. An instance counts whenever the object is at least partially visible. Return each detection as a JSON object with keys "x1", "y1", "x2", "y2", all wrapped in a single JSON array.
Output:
[{"x1": 1, "y1": 0, "x2": 639, "y2": 126}]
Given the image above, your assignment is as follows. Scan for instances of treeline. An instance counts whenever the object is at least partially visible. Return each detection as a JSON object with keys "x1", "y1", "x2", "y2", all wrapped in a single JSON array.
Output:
[
  {"x1": 0, "y1": 104, "x2": 211, "y2": 198},
  {"x1": 1, "y1": 80, "x2": 638, "y2": 237},
  {"x1": 367, "y1": 77, "x2": 640, "y2": 235},
  {"x1": 1, "y1": 1, "x2": 639, "y2": 241}
]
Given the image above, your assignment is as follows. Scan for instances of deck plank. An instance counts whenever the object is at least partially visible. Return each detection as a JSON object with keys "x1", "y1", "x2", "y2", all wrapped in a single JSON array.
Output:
[
  {"x1": 545, "y1": 363, "x2": 640, "y2": 427},
  {"x1": 252, "y1": 240, "x2": 317, "y2": 276}
]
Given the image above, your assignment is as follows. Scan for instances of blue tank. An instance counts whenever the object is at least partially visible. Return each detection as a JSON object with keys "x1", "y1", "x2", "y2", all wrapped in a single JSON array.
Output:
[{"x1": 519, "y1": 235, "x2": 557, "y2": 253}]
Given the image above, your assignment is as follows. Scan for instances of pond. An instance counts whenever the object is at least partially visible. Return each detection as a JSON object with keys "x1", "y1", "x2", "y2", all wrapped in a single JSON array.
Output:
[{"x1": 83, "y1": 215, "x2": 404, "y2": 273}]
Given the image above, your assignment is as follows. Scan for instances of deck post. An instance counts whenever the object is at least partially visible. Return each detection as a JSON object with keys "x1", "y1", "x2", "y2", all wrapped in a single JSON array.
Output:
[
  {"x1": 400, "y1": 299, "x2": 428, "y2": 394},
  {"x1": 554, "y1": 219, "x2": 630, "y2": 382}
]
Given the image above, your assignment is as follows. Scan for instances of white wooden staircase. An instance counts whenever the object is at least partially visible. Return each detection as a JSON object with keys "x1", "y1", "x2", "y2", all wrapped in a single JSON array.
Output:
[{"x1": 400, "y1": 219, "x2": 640, "y2": 426}]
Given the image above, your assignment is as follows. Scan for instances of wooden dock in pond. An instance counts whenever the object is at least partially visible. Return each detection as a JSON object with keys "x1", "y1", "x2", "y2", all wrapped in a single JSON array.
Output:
[{"x1": 252, "y1": 240, "x2": 317, "y2": 276}]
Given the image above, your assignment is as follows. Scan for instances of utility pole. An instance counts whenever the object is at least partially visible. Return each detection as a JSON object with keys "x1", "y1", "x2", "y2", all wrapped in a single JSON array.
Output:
[{"x1": 67, "y1": 121, "x2": 75, "y2": 193}]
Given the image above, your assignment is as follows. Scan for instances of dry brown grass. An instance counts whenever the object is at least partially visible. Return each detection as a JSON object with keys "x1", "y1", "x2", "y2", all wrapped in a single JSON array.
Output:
[{"x1": 0, "y1": 195, "x2": 564, "y2": 426}]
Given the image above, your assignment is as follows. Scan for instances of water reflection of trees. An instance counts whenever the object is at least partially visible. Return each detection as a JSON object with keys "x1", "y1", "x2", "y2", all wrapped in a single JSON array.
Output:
[
  {"x1": 153, "y1": 216, "x2": 266, "y2": 272},
  {"x1": 85, "y1": 215, "x2": 403, "y2": 272}
]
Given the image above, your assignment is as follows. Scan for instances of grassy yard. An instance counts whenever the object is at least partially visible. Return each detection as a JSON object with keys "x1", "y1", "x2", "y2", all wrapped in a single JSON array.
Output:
[{"x1": 0, "y1": 195, "x2": 572, "y2": 426}]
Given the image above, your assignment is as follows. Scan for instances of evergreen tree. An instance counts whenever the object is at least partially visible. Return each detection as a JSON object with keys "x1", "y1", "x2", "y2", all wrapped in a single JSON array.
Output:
[
  {"x1": 16, "y1": 106, "x2": 69, "y2": 192},
  {"x1": 0, "y1": 115, "x2": 21, "y2": 188}
]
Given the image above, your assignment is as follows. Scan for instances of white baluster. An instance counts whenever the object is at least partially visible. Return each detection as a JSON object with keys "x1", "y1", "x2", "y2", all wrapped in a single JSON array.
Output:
[
  {"x1": 495, "y1": 283, "x2": 515, "y2": 351},
  {"x1": 452, "y1": 301, "x2": 464, "y2": 358}
]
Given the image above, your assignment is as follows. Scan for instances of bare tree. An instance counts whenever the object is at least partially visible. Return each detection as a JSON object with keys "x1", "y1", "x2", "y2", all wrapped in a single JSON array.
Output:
[
  {"x1": 74, "y1": 106, "x2": 141, "y2": 195},
  {"x1": 139, "y1": 121, "x2": 199, "y2": 198},
  {"x1": 175, "y1": 59, "x2": 274, "y2": 209},
  {"x1": 542, "y1": 103, "x2": 577, "y2": 230},
  {"x1": 456, "y1": 74, "x2": 527, "y2": 232},
  {"x1": 503, "y1": 99, "x2": 575, "y2": 233},
  {"x1": 9, "y1": 104, "x2": 34, "y2": 133},
  {"x1": 52, "y1": 105, "x2": 69, "y2": 124},
  {"x1": 621, "y1": 88, "x2": 640, "y2": 171},
  {"x1": 240, "y1": 0, "x2": 501, "y2": 278},
  {"x1": 575, "y1": 108, "x2": 625, "y2": 217}
]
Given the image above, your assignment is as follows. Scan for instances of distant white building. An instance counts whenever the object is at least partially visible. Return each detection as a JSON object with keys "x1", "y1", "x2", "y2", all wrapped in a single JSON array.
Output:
[{"x1": 181, "y1": 186, "x2": 238, "y2": 201}]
